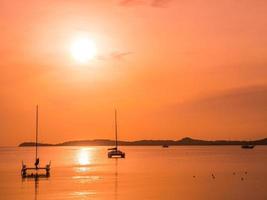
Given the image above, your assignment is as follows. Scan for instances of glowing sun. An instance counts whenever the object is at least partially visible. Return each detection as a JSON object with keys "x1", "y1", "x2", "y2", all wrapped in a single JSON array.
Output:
[{"x1": 70, "y1": 37, "x2": 97, "y2": 63}]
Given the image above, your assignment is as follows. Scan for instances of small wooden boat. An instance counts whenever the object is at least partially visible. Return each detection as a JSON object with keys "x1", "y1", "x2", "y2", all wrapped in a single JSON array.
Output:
[
  {"x1": 241, "y1": 144, "x2": 255, "y2": 149},
  {"x1": 108, "y1": 109, "x2": 125, "y2": 158},
  {"x1": 21, "y1": 105, "x2": 51, "y2": 178}
]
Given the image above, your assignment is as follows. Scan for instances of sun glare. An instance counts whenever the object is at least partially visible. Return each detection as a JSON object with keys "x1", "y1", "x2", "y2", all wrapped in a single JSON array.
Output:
[{"x1": 70, "y1": 37, "x2": 97, "y2": 63}]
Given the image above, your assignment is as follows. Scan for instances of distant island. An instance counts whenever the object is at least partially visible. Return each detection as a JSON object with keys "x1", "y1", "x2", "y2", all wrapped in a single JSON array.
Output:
[{"x1": 19, "y1": 137, "x2": 267, "y2": 147}]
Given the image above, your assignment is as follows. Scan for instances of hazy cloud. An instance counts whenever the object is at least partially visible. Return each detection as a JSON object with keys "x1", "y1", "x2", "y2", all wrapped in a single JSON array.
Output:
[
  {"x1": 160, "y1": 85, "x2": 267, "y2": 138},
  {"x1": 97, "y1": 51, "x2": 132, "y2": 61},
  {"x1": 110, "y1": 51, "x2": 133, "y2": 60},
  {"x1": 119, "y1": 0, "x2": 171, "y2": 7},
  {"x1": 150, "y1": 0, "x2": 171, "y2": 7},
  {"x1": 119, "y1": 0, "x2": 144, "y2": 6}
]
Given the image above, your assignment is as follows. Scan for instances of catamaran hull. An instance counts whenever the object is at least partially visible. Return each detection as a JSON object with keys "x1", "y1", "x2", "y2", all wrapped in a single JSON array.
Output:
[
  {"x1": 108, "y1": 150, "x2": 125, "y2": 158},
  {"x1": 21, "y1": 161, "x2": 51, "y2": 178}
]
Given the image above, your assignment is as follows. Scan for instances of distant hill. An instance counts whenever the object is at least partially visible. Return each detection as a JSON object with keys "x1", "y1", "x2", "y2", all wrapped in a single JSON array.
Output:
[{"x1": 19, "y1": 137, "x2": 267, "y2": 147}]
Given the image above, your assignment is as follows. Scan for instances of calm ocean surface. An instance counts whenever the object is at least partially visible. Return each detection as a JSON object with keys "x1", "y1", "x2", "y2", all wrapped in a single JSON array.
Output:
[{"x1": 0, "y1": 146, "x2": 267, "y2": 200}]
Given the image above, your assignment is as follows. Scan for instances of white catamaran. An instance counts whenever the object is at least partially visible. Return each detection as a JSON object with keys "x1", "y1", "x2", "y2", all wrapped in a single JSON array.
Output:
[
  {"x1": 21, "y1": 105, "x2": 51, "y2": 178},
  {"x1": 108, "y1": 109, "x2": 125, "y2": 158}
]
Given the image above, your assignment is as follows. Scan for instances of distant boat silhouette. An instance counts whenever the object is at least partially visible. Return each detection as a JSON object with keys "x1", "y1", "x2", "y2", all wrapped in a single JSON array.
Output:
[
  {"x1": 108, "y1": 109, "x2": 125, "y2": 158},
  {"x1": 162, "y1": 144, "x2": 169, "y2": 148},
  {"x1": 241, "y1": 144, "x2": 255, "y2": 149},
  {"x1": 21, "y1": 105, "x2": 51, "y2": 178}
]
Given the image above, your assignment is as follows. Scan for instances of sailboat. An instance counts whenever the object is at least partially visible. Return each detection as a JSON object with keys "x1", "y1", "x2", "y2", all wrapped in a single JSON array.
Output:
[
  {"x1": 241, "y1": 144, "x2": 255, "y2": 149},
  {"x1": 21, "y1": 105, "x2": 51, "y2": 178},
  {"x1": 162, "y1": 144, "x2": 169, "y2": 148},
  {"x1": 108, "y1": 109, "x2": 125, "y2": 158}
]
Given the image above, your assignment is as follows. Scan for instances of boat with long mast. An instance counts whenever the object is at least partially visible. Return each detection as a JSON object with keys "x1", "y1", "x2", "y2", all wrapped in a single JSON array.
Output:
[
  {"x1": 21, "y1": 105, "x2": 51, "y2": 178},
  {"x1": 108, "y1": 109, "x2": 125, "y2": 158}
]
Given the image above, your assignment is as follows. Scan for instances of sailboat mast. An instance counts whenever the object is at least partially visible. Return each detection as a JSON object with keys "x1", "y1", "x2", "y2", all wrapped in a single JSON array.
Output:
[
  {"x1": 35, "y1": 105, "x2": 39, "y2": 161},
  {"x1": 115, "y1": 109, "x2": 118, "y2": 149}
]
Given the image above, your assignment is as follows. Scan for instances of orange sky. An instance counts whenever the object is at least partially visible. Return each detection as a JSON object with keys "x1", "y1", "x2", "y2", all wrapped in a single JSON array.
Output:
[{"x1": 0, "y1": 0, "x2": 267, "y2": 145}]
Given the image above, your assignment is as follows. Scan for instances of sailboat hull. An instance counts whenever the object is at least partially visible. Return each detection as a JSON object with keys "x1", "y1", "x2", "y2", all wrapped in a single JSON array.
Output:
[{"x1": 108, "y1": 150, "x2": 125, "y2": 158}]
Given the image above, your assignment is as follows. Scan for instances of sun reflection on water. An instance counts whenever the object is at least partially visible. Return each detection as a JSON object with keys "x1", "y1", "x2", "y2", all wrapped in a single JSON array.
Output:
[
  {"x1": 72, "y1": 175, "x2": 101, "y2": 184},
  {"x1": 78, "y1": 148, "x2": 91, "y2": 165},
  {"x1": 71, "y1": 191, "x2": 97, "y2": 198},
  {"x1": 75, "y1": 148, "x2": 93, "y2": 172}
]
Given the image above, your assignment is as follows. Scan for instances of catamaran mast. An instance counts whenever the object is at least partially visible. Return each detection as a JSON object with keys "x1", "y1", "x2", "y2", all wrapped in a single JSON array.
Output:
[
  {"x1": 35, "y1": 105, "x2": 39, "y2": 162},
  {"x1": 115, "y1": 109, "x2": 118, "y2": 149}
]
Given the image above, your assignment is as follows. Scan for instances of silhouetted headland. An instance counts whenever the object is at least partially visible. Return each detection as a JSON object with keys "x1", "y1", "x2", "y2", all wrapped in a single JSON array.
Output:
[{"x1": 19, "y1": 137, "x2": 267, "y2": 147}]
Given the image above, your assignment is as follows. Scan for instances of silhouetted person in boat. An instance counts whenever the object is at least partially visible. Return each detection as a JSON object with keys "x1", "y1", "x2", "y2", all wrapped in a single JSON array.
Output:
[{"x1": 35, "y1": 158, "x2": 40, "y2": 168}]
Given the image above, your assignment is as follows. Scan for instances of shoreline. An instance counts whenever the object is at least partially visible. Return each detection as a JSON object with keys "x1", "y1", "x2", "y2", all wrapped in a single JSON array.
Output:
[{"x1": 18, "y1": 137, "x2": 267, "y2": 147}]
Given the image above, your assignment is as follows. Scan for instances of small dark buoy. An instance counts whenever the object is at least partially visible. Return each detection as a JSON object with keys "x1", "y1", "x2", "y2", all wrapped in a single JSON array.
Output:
[
  {"x1": 245, "y1": 171, "x2": 247, "y2": 175},
  {"x1": 193, "y1": 175, "x2": 196, "y2": 178},
  {"x1": 241, "y1": 177, "x2": 244, "y2": 181},
  {"x1": 212, "y1": 174, "x2": 215, "y2": 179},
  {"x1": 233, "y1": 172, "x2": 236, "y2": 175}
]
